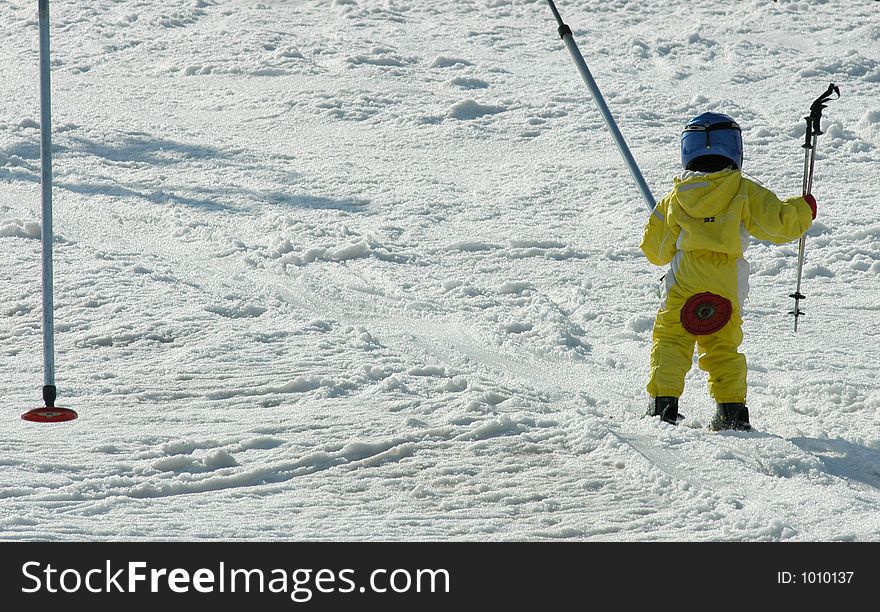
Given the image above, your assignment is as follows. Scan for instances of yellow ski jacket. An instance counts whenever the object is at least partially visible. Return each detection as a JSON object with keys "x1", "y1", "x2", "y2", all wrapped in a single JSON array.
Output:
[
  {"x1": 640, "y1": 169, "x2": 812, "y2": 403},
  {"x1": 641, "y1": 169, "x2": 814, "y2": 268}
]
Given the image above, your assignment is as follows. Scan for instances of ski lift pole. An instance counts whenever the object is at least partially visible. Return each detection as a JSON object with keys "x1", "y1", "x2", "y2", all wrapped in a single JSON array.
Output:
[
  {"x1": 39, "y1": 0, "x2": 55, "y2": 402},
  {"x1": 545, "y1": 0, "x2": 659, "y2": 219},
  {"x1": 23, "y1": 0, "x2": 77, "y2": 422},
  {"x1": 790, "y1": 83, "x2": 839, "y2": 332}
]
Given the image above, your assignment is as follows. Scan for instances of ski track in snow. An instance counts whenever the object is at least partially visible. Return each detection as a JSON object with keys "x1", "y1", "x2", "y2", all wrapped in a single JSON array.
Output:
[{"x1": 1, "y1": 0, "x2": 879, "y2": 541}]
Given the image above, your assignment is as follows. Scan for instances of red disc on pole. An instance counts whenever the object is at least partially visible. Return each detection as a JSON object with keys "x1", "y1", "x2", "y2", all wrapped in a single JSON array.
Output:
[
  {"x1": 681, "y1": 292, "x2": 732, "y2": 335},
  {"x1": 22, "y1": 407, "x2": 78, "y2": 423}
]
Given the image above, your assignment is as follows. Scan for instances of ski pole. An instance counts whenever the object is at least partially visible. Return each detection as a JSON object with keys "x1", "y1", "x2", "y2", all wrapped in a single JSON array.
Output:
[
  {"x1": 544, "y1": 0, "x2": 660, "y2": 219},
  {"x1": 790, "y1": 83, "x2": 839, "y2": 332},
  {"x1": 23, "y1": 0, "x2": 77, "y2": 422}
]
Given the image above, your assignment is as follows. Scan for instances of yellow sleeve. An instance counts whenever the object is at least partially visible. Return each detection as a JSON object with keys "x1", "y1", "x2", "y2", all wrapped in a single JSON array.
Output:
[
  {"x1": 639, "y1": 195, "x2": 678, "y2": 266},
  {"x1": 743, "y1": 182, "x2": 813, "y2": 244}
]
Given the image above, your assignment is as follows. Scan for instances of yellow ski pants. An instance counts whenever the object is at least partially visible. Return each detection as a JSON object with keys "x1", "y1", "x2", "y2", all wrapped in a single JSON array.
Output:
[{"x1": 647, "y1": 251, "x2": 747, "y2": 404}]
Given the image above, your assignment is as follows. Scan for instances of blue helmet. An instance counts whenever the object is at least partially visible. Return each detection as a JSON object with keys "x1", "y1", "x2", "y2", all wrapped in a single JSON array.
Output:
[{"x1": 681, "y1": 112, "x2": 743, "y2": 171}]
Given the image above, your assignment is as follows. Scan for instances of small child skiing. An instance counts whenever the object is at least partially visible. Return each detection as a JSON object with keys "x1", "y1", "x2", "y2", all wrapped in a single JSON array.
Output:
[{"x1": 640, "y1": 112, "x2": 816, "y2": 430}]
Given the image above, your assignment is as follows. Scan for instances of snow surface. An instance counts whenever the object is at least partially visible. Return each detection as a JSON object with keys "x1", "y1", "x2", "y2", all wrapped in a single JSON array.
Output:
[{"x1": 1, "y1": 0, "x2": 879, "y2": 541}]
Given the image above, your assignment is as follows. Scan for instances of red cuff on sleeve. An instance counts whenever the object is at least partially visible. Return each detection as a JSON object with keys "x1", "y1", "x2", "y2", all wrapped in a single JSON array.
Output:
[{"x1": 804, "y1": 194, "x2": 817, "y2": 219}]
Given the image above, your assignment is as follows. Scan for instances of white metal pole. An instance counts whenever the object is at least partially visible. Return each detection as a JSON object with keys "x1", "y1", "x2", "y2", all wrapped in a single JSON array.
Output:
[
  {"x1": 546, "y1": 0, "x2": 660, "y2": 219},
  {"x1": 39, "y1": 0, "x2": 56, "y2": 404}
]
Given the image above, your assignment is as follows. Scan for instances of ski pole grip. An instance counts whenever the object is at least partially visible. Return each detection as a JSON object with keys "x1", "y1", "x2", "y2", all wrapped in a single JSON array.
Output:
[
  {"x1": 802, "y1": 116, "x2": 813, "y2": 150},
  {"x1": 809, "y1": 83, "x2": 840, "y2": 134},
  {"x1": 813, "y1": 83, "x2": 840, "y2": 109}
]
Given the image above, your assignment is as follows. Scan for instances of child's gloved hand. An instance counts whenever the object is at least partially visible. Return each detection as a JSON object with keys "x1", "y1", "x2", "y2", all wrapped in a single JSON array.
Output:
[{"x1": 804, "y1": 194, "x2": 817, "y2": 219}]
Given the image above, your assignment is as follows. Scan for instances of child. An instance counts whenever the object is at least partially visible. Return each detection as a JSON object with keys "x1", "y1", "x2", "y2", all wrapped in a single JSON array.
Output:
[{"x1": 640, "y1": 112, "x2": 816, "y2": 430}]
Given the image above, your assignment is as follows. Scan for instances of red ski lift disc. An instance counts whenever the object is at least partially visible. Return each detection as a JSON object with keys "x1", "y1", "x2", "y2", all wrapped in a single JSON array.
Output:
[
  {"x1": 22, "y1": 407, "x2": 78, "y2": 423},
  {"x1": 681, "y1": 292, "x2": 732, "y2": 335}
]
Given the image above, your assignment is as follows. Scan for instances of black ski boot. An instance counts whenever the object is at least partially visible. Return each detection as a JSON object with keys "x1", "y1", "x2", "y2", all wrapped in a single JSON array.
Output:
[
  {"x1": 647, "y1": 396, "x2": 679, "y2": 425},
  {"x1": 711, "y1": 403, "x2": 751, "y2": 431}
]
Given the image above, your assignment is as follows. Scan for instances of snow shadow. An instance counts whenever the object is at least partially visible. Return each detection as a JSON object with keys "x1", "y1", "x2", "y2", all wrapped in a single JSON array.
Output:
[
  {"x1": 790, "y1": 437, "x2": 880, "y2": 490},
  {"x1": 62, "y1": 134, "x2": 371, "y2": 213},
  {"x1": 0, "y1": 142, "x2": 41, "y2": 183},
  {"x1": 66, "y1": 133, "x2": 222, "y2": 167},
  {"x1": 264, "y1": 192, "x2": 370, "y2": 212},
  {"x1": 56, "y1": 180, "x2": 232, "y2": 212},
  {"x1": 1, "y1": 133, "x2": 369, "y2": 213}
]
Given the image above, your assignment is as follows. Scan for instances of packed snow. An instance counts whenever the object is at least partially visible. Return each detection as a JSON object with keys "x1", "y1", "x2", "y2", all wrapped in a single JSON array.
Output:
[{"x1": 1, "y1": 0, "x2": 878, "y2": 541}]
